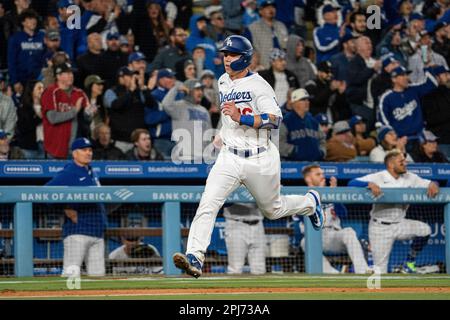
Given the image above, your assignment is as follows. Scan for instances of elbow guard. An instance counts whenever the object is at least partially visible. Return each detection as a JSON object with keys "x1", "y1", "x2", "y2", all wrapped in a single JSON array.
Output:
[{"x1": 259, "y1": 113, "x2": 280, "y2": 129}]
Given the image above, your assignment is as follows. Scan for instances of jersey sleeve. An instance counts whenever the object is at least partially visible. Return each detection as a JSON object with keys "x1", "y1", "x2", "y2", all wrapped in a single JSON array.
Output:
[
  {"x1": 410, "y1": 173, "x2": 432, "y2": 188},
  {"x1": 254, "y1": 81, "x2": 282, "y2": 117}
]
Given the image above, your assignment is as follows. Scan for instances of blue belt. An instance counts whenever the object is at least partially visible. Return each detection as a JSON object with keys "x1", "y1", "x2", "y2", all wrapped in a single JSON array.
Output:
[{"x1": 226, "y1": 145, "x2": 267, "y2": 158}]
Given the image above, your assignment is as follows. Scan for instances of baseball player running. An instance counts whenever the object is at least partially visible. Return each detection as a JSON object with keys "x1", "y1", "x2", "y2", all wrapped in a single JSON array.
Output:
[
  {"x1": 173, "y1": 35, "x2": 324, "y2": 278},
  {"x1": 348, "y1": 149, "x2": 439, "y2": 273},
  {"x1": 300, "y1": 164, "x2": 369, "y2": 274}
]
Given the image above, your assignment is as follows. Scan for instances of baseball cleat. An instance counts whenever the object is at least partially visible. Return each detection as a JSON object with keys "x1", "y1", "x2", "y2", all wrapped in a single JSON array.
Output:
[
  {"x1": 307, "y1": 190, "x2": 325, "y2": 230},
  {"x1": 173, "y1": 253, "x2": 203, "y2": 278},
  {"x1": 401, "y1": 261, "x2": 417, "y2": 273}
]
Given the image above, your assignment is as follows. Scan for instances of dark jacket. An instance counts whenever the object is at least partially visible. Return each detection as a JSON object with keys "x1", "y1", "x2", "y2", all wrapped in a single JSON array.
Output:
[
  {"x1": 422, "y1": 85, "x2": 450, "y2": 144},
  {"x1": 16, "y1": 101, "x2": 42, "y2": 151},
  {"x1": 125, "y1": 147, "x2": 164, "y2": 161},
  {"x1": 371, "y1": 71, "x2": 393, "y2": 109},
  {"x1": 411, "y1": 147, "x2": 449, "y2": 163},
  {"x1": 109, "y1": 85, "x2": 158, "y2": 142},
  {"x1": 75, "y1": 50, "x2": 105, "y2": 88},
  {"x1": 100, "y1": 49, "x2": 129, "y2": 89},
  {"x1": 92, "y1": 140, "x2": 126, "y2": 160},
  {"x1": 258, "y1": 67, "x2": 299, "y2": 90},
  {"x1": 150, "y1": 44, "x2": 191, "y2": 73},
  {"x1": 346, "y1": 54, "x2": 375, "y2": 105},
  {"x1": 305, "y1": 78, "x2": 333, "y2": 115},
  {"x1": 132, "y1": 14, "x2": 159, "y2": 63}
]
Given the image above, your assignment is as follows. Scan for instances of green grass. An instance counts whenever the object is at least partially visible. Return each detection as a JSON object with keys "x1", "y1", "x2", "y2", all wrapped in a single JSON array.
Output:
[{"x1": 0, "y1": 274, "x2": 449, "y2": 300}]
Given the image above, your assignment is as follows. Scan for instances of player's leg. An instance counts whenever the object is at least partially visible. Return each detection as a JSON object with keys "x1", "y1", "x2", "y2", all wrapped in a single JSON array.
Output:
[
  {"x1": 62, "y1": 235, "x2": 89, "y2": 276},
  {"x1": 369, "y1": 222, "x2": 395, "y2": 273},
  {"x1": 174, "y1": 151, "x2": 241, "y2": 277},
  {"x1": 247, "y1": 222, "x2": 266, "y2": 275},
  {"x1": 86, "y1": 236, "x2": 105, "y2": 276},
  {"x1": 337, "y1": 228, "x2": 369, "y2": 274},
  {"x1": 224, "y1": 219, "x2": 248, "y2": 274},
  {"x1": 396, "y1": 219, "x2": 432, "y2": 273},
  {"x1": 242, "y1": 145, "x2": 317, "y2": 220}
]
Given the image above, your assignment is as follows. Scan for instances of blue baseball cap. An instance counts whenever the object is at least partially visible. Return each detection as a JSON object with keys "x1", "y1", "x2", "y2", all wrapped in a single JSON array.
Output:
[
  {"x1": 71, "y1": 138, "x2": 92, "y2": 151},
  {"x1": 340, "y1": 31, "x2": 357, "y2": 44},
  {"x1": 433, "y1": 65, "x2": 450, "y2": 76},
  {"x1": 107, "y1": 32, "x2": 120, "y2": 40},
  {"x1": 322, "y1": 4, "x2": 338, "y2": 15},
  {"x1": 257, "y1": 0, "x2": 276, "y2": 9},
  {"x1": 381, "y1": 52, "x2": 397, "y2": 69},
  {"x1": 315, "y1": 113, "x2": 329, "y2": 125},
  {"x1": 377, "y1": 125, "x2": 395, "y2": 142},
  {"x1": 117, "y1": 66, "x2": 138, "y2": 77},
  {"x1": 0, "y1": 130, "x2": 10, "y2": 139},
  {"x1": 349, "y1": 115, "x2": 364, "y2": 128},
  {"x1": 269, "y1": 48, "x2": 286, "y2": 62},
  {"x1": 128, "y1": 51, "x2": 146, "y2": 63},
  {"x1": 157, "y1": 68, "x2": 176, "y2": 81},
  {"x1": 390, "y1": 66, "x2": 411, "y2": 78},
  {"x1": 57, "y1": 0, "x2": 73, "y2": 8},
  {"x1": 410, "y1": 12, "x2": 423, "y2": 22}
]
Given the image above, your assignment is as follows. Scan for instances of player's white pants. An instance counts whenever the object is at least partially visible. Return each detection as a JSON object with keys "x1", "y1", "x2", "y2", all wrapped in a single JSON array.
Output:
[
  {"x1": 369, "y1": 218, "x2": 431, "y2": 273},
  {"x1": 187, "y1": 143, "x2": 316, "y2": 262},
  {"x1": 224, "y1": 219, "x2": 266, "y2": 274},
  {"x1": 62, "y1": 234, "x2": 105, "y2": 277}
]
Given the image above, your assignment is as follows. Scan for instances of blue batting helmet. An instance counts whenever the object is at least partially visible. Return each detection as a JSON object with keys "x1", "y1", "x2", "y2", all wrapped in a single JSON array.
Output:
[{"x1": 219, "y1": 35, "x2": 253, "y2": 71}]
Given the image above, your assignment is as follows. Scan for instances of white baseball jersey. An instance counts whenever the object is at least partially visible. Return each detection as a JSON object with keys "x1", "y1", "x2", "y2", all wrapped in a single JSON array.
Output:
[
  {"x1": 323, "y1": 204, "x2": 342, "y2": 230},
  {"x1": 218, "y1": 72, "x2": 282, "y2": 149},
  {"x1": 355, "y1": 170, "x2": 431, "y2": 222}
]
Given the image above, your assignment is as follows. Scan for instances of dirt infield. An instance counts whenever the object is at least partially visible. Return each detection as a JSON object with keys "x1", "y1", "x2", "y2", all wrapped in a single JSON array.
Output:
[{"x1": 2, "y1": 287, "x2": 450, "y2": 298}]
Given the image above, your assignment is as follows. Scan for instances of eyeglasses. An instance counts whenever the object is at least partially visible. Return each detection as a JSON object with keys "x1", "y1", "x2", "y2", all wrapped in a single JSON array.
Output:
[{"x1": 214, "y1": 16, "x2": 224, "y2": 20}]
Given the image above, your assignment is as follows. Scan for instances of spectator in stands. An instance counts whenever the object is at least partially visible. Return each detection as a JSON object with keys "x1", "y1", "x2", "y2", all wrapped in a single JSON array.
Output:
[
  {"x1": 150, "y1": 27, "x2": 190, "y2": 72},
  {"x1": 408, "y1": 30, "x2": 448, "y2": 83},
  {"x1": 376, "y1": 25, "x2": 407, "y2": 67},
  {"x1": 242, "y1": 0, "x2": 260, "y2": 29},
  {"x1": 200, "y1": 69, "x2": 220, "y2": 129},
  {"x1": 315, "y1": 113, "x2": 331, "y2": 139},
  {"x1": 0, "y1": 129, "x2": 24, "y2": 160},
  {"x1": 350, "y1": 115, "x2": 376, "y2": 157},
  {"x1": 42, "y1": 28, "x2": 62, "y2": 68},
  {"x1": 371, "y1": 53, "x2": 400, "y2": 109},
  {"x1": 279, "y1": 88, "x2": 326, "y2": 161},
  {"x1": 125, "y1": 128, "x2": 163, "y2": 161},
  {"x1": 246, "y1": 0, "x2": 288, "y2": 69},
  {"x1": 223, "y1": 0, "x2": 245, "y2": 33},
  {"x1": 422, "y1": 65, "x2": 450, "y2": 159},
  {"x1": 1, "y1": 0, "x2": 31, "y2": 42},
  {"x1": 151, "y1": 68, "x2": 177, "y2": 103},
  {"x1": 76, "y1": 32, "x2": 105, "y2": 90},
  {"x1": 191, "y1": 45, "x2": 206, "y2": 78},
  {"x1": 41, "y1": 63, "x2": 95, "y2": 159},
  {"x1": 224, "y1": 203, "x2": 266, "y2": 275},
  {"x1": 40, "y1": 51, "x2": 70, "y2": 88},
  {"x1": 0, "y1": 89, "x2": 17, "y2": 139},
  {"x1": 101, "y1": 32, "x2": 129, "y2": 89},
  {"x1": 83, "y1": 74, "x2": 105, "y2": 134},
  {"x1": 57, "y1": 0, "x2": 87, "y2": 63},
  {"x1": 128, "y1": 51, "x2": 155, "y2": 93},
  {"x1": 348, "y1": 10, "x2": 367, "y2": 38},
  {"x1": 186, "y1": 15, "x2": 220, "y2": 74},
  {"x1": 162, "y1": 79, "x2": 212, "y2": 163},
  {"x1": 325, "y1": 120, "x2": 357, "y2": 162},
  {"x1": 132, "y1": 1, "x2": 170, "y2": 64},
  {"x1": 369, "y1": 125, "x2": 414, "y2": 163},
  {"x1": 330, "y1": 32, "x2": 357, "y2": 83},
  {"x1": 410, "y1": 130, "x2": 448, "y2": 163},
  {"x1": 177, "y1": 59, "x2": 197, "y2": 82},
  {"x1": 432, "y1": 22, "x2": 449, "y2": 66},
  {"x1": 119, "y1": 35, "x2": 131, "y2": 54},
  {"x1": 286, "y1": 34, "x2": 316, "y2": 89},
  {"x1": 92, "y1": 123, "x2": 125, "y2": 160},
  {"x1": 399, "y1": 18, "x2": 421, "y2": 59},
  {"x1": 107, "y1": 66, "x2": 158, "y2": 154},
  {"x1": 346, "y1": 36, "x2": 382, "y2": 130},
  {"x1": 7, "y1": 8, "x2": 45, "y2": 95},
  {"x1": 206, "y1": 7, "x2": 232, "y2": 50},
  {"x1": 379, "y1": 66, "x2": 438, "y2": 152},
  {"x1": 313, "y1": 4, "x2": 341, "y2": 64},
  {"x1": 15, "y1": 80, "x2": 44, "y2": 159},
  {"x1": 46, "y1": 138, "x2": 107, "y2": 277},
  {"x1": 259, "y1": 48, "x2": 299, "y2": 108}
]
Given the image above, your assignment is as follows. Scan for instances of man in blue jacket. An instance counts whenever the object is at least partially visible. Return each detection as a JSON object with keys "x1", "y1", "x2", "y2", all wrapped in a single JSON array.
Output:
[
  {"x1": 313, "y1": 4, "x2": 341, "y2": 64},
  {"x1": 279, "y1": 88, "x2": 326, "y2": 161},
  {"x1": 7, "y1": 8, "x2": 45, "y2": 95},
  {"x1": 46, "y1": 137, "x2": 107, "y2": 277}
]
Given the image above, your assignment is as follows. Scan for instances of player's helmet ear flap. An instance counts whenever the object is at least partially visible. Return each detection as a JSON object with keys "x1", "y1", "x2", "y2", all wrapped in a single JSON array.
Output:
[{"x1": 219, "y1": 35, "x2": 254, "y2": 71}]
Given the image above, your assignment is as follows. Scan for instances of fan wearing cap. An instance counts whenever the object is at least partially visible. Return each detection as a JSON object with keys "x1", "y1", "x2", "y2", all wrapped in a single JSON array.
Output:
[
  {"x1": 329, "y1": 31, "x2": 357, "y2": 83},
  {"x1": 325, "y1": 120, "x2": 357, "y2": 162},
  {"x1": 378, "y1": 65, "x2": 438, "y2": 152},
  {"x1": 279, "y1": 88, "x2": 326, "y2": 161},
  {"x1": 422, "y1": 65, "x2": 450, "y2": 159},
  {"x1": 376, "y1": 24, "x2": 407, "y2": 67},
  {"x1": 83, "y1": 74, "x2": 105, "y2": 130},
  {"x1": 161, "y1": 78, "x2": 212, "y2": 162},
  {"x1": 369, "y1": 125, "x2": 413, "y2": 163},
  {"x1": 259, "y1": 48, "x2": 299, "y2": 108},
  {"x1": 42, "y1": 29, "x2": 62, "y2": 67},
  {"x1": 315, "y1": 113, "x2": 331, "y2": 138},
  {"x1": 286, "y1": 34, "x2": 316, "y2": 88},
  {"x1": 313, "y1": 4, "x2": 341, "y2": 64},
  {"x1": 408, "y1": 29, "x2": 448, "y2": 83},
  {"x1": 101, "y1": 32, "x2": 129, "y2": 88},
  {"x1": 410, "y1": 130, "x2": 448, "y2": 163},
  {"x1": 432, "y1": 22, "x2": 450, "y2": 66},
  {"x1": 200, "y1": 69, "x2": 221, "y2": 128},
  {"x1": 371, "y1": 52, "x2": 400, "y2": 108},
  {"x1": 0, "y1": 129, "x2": 24, "y2": 160},
  {"x1": 45, "y1": 137, "x2": 107, "y2": 277},
  {"x1": 246, "y1": 0, "x2": 288, "y2": 69},
  {"x1": 350, "y1": 115, "x2": 376, "y2": 156},
  {"x1": 41, "y1": 62, "x2": 92, "y2": 159}
]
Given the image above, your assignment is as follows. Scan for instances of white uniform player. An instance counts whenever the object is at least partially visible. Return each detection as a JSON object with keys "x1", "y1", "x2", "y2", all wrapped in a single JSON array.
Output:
[
  {"x1": 224, "y1": 203, "x2": 266, "y2": 274},
  {"x1": 173, "y1": 35, "x2": 325, "y2": 278},
  {"x1": 349, "y1": 149, "x2": 439, "y2": 273},
  {"x1": 300, "y1": 165, "x2": 369, "y2": 274}
]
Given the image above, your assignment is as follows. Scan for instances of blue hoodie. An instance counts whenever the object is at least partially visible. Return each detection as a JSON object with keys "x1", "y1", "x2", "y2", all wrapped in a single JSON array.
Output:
[
  {"x1": 313, "y1": 23, "x2": 340, "y2": 64},
  {"x1": 186, "y1": 15, "x2": 219, "y2": 73},
  {"x1": 7, "y1": 30, "x2": 45, "y2": 85},
  {"x1": 58, "y1": 15, "x2": 87, "y2": 64},
  {"x1": 45, "y1": 162, "x2": 107, "y2": 239}
]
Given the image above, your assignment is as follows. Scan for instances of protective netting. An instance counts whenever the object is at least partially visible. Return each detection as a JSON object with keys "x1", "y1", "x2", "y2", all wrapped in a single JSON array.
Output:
[{"x1": 0, "y1": 204, "x2": 14, "y2": 276}]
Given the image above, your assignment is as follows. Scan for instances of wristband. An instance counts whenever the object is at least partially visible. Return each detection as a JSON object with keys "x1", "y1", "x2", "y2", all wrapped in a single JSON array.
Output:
[{"x1": 239, "y1": 115, "x2": 255, "y2": 127}]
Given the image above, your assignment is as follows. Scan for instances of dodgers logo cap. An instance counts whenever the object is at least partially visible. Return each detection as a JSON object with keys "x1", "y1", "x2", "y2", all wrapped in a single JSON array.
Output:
[{"x1": 71, "y1": 138, "x2": 93, "y2": 151}]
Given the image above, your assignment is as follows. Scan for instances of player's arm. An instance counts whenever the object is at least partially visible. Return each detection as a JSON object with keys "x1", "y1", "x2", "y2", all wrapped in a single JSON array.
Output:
[
  {"x1": 222, "y1": 101, "x2": 281, "y2": 129},
  {"x1": 348, "y1": 174, "x2": 382, "y2": 197},
  {"x1": 412, "y1": 174, "x2": 440, "y2": 198}
]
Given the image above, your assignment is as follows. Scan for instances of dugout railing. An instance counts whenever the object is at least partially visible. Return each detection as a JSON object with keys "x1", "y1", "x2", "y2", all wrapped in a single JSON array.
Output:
[{"x1": 0, "y1": 186, "x2": 449, "y2": 277}]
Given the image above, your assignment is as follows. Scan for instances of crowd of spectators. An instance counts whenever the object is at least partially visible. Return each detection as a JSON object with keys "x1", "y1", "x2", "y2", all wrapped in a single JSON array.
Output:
[{"x1": 0, "y1": 0, "x2": 449, "y2": 163}]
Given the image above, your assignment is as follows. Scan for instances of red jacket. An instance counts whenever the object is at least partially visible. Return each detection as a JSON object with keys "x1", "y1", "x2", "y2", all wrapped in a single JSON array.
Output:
[{"x1": 41, "y1": 84, "x2": 88, "y2": 158}]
